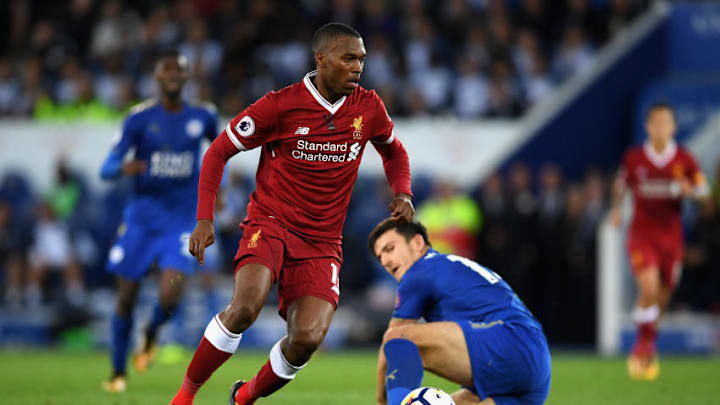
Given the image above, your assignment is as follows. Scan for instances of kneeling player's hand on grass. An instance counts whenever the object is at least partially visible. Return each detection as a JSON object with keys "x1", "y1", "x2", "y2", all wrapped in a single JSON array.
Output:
[
  {"x1": 390, "y1": 193, "x2": 414, "y2": 223},
  {"x1": 189, "y1": 219, "x2": 214, "y2": 265}
]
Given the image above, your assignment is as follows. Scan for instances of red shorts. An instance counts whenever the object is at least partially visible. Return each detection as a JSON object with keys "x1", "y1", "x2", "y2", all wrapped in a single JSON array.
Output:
[
  {"x1": 627, "y1": 232, "x2": 683, "y2": 289},
  {"x1": 234, "y1": 218, "x2": 342, "y2": 319}
]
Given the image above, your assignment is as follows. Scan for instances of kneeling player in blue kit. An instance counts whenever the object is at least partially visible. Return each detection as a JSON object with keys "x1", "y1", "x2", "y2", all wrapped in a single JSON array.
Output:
[{"x1": 370, "y1": 219, "x2": 551, "y2": 405}]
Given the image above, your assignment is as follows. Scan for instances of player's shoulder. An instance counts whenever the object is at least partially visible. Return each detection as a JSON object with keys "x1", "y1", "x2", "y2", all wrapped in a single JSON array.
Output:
[
  {"x1": 127, "y1": 98, "x2": 159, "y2": 118},
  {"x1": 675, "y1": 144, "x2": 695, "y2": 160},
  {"x1": 350, "y1": 86, "x2": 382, "y2": 106},
  {"x1": 186, "y1": 99, "x2": 218, "y2": 117}
]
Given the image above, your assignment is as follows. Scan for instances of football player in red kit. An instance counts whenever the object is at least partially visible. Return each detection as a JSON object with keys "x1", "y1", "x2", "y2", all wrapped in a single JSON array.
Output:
[
  {"x1": 170, "y1": 23, "x2": 414, "y2": 405},
  {"x1": 611, "y1": 102, "x2": 709, "y2": 380}
]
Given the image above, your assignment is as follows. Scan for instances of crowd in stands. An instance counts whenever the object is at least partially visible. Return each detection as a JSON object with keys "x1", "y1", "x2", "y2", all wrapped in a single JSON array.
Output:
[
  {"x1": 4, "y1": 156, "x2": 719, "y2": 347},
  {"x1": 1, "y1": 0, "x2": 650, "y2": 119}
]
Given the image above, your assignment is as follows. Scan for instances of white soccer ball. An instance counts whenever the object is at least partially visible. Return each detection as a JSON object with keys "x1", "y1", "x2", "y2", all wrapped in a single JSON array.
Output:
[{"x1": 401, "y1": 387, "x2": 455, "y2": 405}]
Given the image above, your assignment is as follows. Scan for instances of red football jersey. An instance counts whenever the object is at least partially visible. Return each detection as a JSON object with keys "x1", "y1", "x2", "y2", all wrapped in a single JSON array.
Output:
[
  {"x1": 222, "y1": 71, "x2": 410, "y2": 242},
  {"x1": 621, "y1": 141, "x2": 702, "y2": 241}
]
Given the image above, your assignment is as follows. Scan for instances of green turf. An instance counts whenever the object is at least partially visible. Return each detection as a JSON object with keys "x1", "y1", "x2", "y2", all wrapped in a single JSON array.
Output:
[{"x1": 0, "y1": 349, "x2": 718, "y2": 404}]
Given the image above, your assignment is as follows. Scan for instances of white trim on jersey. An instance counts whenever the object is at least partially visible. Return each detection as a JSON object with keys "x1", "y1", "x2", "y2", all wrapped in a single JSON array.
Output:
[
  {"x1": 372, "y1": 129, "x2": 395, "y2": 145},
  {"x1": 643, "y1": 140, "x2": 677, "y2": 168},
  {"x1": 225, "y1": 123, "x2": 247, "y2": 151},
  {"x1": 303, "y1": 71, "x2": 347, "y2": 115}
]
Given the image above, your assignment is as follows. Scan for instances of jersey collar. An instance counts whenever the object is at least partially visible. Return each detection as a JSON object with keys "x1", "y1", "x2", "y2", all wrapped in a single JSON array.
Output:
[
  {"x1": 643, "y1": 140, "x2": 677, "y2": 168},
  {"x1": 303, "y1": 70, "x2": 347, "y2": 115}
]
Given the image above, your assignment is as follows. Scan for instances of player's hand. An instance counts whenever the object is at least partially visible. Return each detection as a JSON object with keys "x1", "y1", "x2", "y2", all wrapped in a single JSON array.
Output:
[
  {"x1": 121, "y1": 160, "x2": 147, "y2": 176},
  {"x1": 610, "y1": 207, "x2": 621, "y2": 228},
  {"x1": 680, "y1": 179, "x2": 695, "y2": 197},
  {"x1": 389, "y1": 193, "x2": 414, "y2": 223},
  {"x1": 189, "y1": 219, "x2": 214, "y2": 265}
]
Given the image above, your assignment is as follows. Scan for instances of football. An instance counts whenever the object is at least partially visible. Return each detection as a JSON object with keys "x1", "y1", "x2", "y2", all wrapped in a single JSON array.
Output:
[{"x1": 401, "y1": 387, "x2": 455, "y2": 405}]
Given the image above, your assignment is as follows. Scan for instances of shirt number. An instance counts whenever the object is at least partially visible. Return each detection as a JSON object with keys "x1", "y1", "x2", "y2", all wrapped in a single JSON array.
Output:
[{"x1": 447, "y1": 255, "x2": 501, "y2": 284}]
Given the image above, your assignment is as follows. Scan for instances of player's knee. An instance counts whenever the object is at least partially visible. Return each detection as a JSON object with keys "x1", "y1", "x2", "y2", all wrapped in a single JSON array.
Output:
[
  {"x1": 288, "y1": 324, "x2": 326, "y2": 355},
  {"x1": 115, "y1": 294, "x2": 135, "y2": 316},
  {"x1": 222, "y1": 302, "x2": 261, "y2": 332},
  {"x1": 383, "y1": 325, "x2": 415, "y2": 344}
]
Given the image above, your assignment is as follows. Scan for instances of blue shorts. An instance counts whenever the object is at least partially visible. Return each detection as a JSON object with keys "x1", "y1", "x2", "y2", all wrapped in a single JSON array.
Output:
[
  {"x1": 106, "y1": 222, "x2": 196, "y2": 281},
  {"x1": 458, "y1": 320, "x2": 551, "y2": 405}
]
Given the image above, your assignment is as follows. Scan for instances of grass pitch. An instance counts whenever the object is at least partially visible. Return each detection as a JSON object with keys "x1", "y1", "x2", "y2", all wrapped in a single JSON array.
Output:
[{"x1": 0, "y1": 349, "x2": 718, "y2": 404}]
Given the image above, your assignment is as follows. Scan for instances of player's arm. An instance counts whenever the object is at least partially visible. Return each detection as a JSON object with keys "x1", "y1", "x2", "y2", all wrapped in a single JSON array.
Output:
[
  {"x1": 370, "y1": 92, "x2": 414, "y2": 222},
  {"x1": 611, "y1": 151, "x2": 633, "y2": 227},
  {"x1": 100, "y1": 115, "x2": 146, "y2": 180},
  {"x1": 377, "y1": 317, "x2": 418, "y2": 405},
  {"x1": 190, "y1": 93, "x2": 279, "y2": 264},
  {"x1": 610, "y1": 169, "x2": 627, "y2": 227},
  {"x1": 681, "y1": 153, "x2": 710, "y2": 201}
]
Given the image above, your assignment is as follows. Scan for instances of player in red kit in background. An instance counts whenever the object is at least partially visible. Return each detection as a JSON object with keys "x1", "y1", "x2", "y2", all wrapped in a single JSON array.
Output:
[
  {"x1": 611, "y1": 102, "x2": 709, "y2": 381},
  {"x1": 170, "y1": 23, "x2": 414, "y2": 405}
]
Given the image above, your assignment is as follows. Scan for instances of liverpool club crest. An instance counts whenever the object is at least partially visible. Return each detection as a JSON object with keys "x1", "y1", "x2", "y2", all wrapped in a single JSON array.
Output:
[{"x1": 351, "y1": 116, "x2": 363, "y2": 140}]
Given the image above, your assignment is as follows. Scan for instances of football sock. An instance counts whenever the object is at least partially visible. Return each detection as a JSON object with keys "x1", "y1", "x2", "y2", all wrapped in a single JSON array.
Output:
[
  {"x1": 146, "y1": 302, "x2": 173, "y2": 348},
  {"x1": 235, "y1": 337, "x2": 305, "y2": 404},
  {"x1": 171, "y1": 314, "x2": 241, "y2": 405},
  {"x1": 111, "y1": 313, "x2": 134, "y2": 376},
  {"x1": 384, "y1": 338, "x2": 423, "y2": 405},
  {"x1": 631, "y1": 305, "x2": 659, "y2": 356}
]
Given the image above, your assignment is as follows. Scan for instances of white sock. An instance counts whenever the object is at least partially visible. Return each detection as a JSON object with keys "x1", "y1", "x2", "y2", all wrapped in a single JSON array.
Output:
[
  {"x1": 203, "y1": 314, "x2": 242, "y2": 353},
  {"x1": 269, "y1": 337, "x2": 305, "y2": 380},
  {"x1": 632, "y1": 305, "x2": 659, "y2": 324}
]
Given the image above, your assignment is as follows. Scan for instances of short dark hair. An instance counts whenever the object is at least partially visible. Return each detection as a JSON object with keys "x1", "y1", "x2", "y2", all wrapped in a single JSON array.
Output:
[
  {"x1": 155, "y1": 49, "x2": 188, "y2": 69},
  {"x1": 367, "y1": 218, "x2": 431, "y2": 258},
  {"x1": 646, "y1": 101, "x2": 675, "y2": 120},
  {"x1": 312, "y1": 22, "x2": 362, "y2": 53}
]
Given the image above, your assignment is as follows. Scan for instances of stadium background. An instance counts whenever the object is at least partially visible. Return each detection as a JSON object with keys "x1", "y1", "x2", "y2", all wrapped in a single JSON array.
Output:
[{"x1": 1, "y1": 0, "x2": 719, "y2": 403}]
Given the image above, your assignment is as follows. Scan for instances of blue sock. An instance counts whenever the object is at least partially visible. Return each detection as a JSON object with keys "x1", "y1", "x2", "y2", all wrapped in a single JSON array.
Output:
[
  {"x1": 111, "y1": 313, "x2": 133, "y2": 376},
  {"x1": 146, "y1": 302, "x2": 173, "y2": 347},
  {"x1": 384, "y1": 338, "x2": 424, "y2": 405}
]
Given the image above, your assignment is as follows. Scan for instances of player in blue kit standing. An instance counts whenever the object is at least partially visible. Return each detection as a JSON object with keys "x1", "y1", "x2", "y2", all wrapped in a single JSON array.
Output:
[
  {"x1": 369, "y1": 219, "x2": 551, "y2": 405},
  {"x1": 99, "y1": 50, "x2": 219, "y2": 392}
]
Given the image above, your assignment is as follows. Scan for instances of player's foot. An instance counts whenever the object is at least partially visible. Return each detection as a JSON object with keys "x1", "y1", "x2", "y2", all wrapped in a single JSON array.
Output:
[
  {"x1": 229, "y1": 380, "x2": 255, "y2": 405},
  {"x1": 627, "y1": 354, "x2": 660, "y2": 381},
  {"x1": 101, "y1": 375, "x2": 127, "y2": 393},
  {"x1": 133, "y1": 344, "x2": 156, "y2": 372},
  {"x1": 133, "y1": 329, "x2": 156, "y2": 372}
]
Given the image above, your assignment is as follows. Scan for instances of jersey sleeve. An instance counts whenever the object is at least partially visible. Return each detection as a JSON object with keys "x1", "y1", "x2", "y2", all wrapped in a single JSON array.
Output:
[
  {"x1": 100, "y1": 113, "x2": 142, "y2": 180},
  {"x1": 392, "y1": 269, "x2": 434, "y2": 320},
  {"x1": 369, "y1": 90, "x2": 394, "y2": 144},
  {"x1": 682, "y1": 149, "x2": 709, "y2": 196},
  {"x1": 224, "y1": 91, "x2": 280, "y2": 151}
]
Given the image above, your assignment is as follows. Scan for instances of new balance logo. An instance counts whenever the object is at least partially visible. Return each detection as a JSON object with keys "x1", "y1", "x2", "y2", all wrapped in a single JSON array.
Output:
[{"x1": 294, "y1": 127, "x2": 310, "y2": 135}]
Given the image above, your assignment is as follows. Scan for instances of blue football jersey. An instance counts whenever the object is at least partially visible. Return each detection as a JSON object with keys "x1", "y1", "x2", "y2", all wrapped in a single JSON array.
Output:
[
  {"x1": 393, "y1": 249, "x2": 541, "y2": 329},
  {"x1": 100, "y1": 99, "x2": 219, "y2": 230}
]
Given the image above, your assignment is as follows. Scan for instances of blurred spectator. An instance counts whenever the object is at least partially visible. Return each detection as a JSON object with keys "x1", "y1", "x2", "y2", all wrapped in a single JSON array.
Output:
[
  {"x1": 416, "y1": 179, "x2": 482, "y2": 259},
  {"x1": 26, "y1": 201, "x2": 85, "y2": 309},
  {"x1": 89, "y1": 0, "x2": 143, "y2": 59},
  {"x1": 0, "y1": 57, "x2": 22, "y2": 115},
  {"x1": 552, "y1": 24, "x2": 595, "y2": 82},
  {"x1": 453, "y1": 56, "x2": 489, "y2": 118},
  {"x1": 0, "y1": 0, "x2": 650, "y2": 119},
  {"x1": 1, "y1": 199, "x2": 30, "y2": 310},
  {"x1": 486, "y1": 58, "x2": 522, "y2": 117}
]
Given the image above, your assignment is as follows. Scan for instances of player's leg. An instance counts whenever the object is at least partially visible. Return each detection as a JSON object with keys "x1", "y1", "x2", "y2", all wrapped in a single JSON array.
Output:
[
  {"x1": 629, "y1": 263, "x2": 662, "y2": 380},
  {"x1": 103, "y1": 276, "x2": 141, "y2": 392},
  {"x1": 171, "y1": 263, "x2": 273, "y2": 405},
  {"x1": 233, "y1": 296, "x2": 336, "y2": 404},
  {"x1": 135, "y1": 269, "x2": 188, "y2": 372},
  {"x1": 451, "y1": 389, "x2": 496, "y2": 405},
  {"x1": 382, "y1": 322, "x2": 473, "y2": 403}
]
